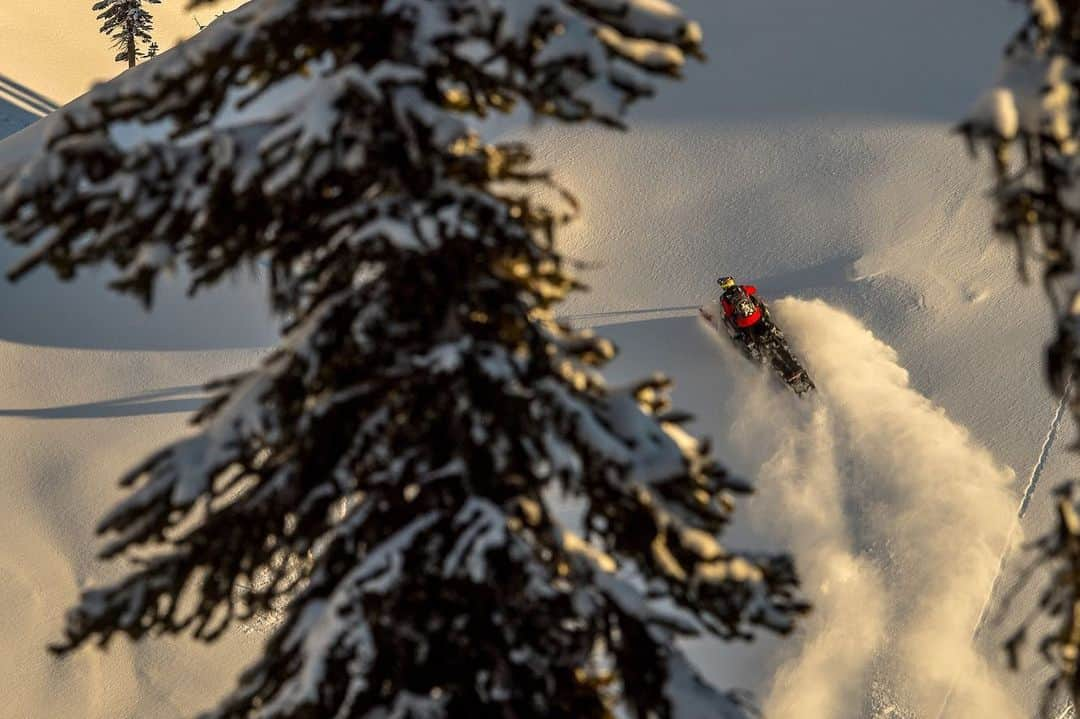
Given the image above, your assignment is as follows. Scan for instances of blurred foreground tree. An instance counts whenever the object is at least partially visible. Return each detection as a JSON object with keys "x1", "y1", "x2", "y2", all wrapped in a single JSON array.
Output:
[
  {"x1": 0, "y1": 1, "x2": 807, "y2": 716},
  {"x1": 92, "y1": 0, "x2": 162, "y2": 68},
  {"x1": 963, "y1": 0, "x2": 1080, "y2": 714}
]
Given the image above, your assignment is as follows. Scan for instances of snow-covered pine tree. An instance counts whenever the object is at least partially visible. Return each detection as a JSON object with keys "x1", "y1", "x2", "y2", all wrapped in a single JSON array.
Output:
[
  {"x1": 1, "y1": 1, "x2": 807, "y2": 716},
  {"x1": 92, "y1": 0, "x2": 162, "y2": 68},
  {"x1": 962, "y1": 1, "x2": 1080, "y2": 714}
]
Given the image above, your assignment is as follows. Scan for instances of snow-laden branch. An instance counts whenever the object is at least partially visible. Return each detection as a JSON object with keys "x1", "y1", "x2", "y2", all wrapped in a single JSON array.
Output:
[{"x1": 4, "y1": 1, "x2": 809, "y2": 716}]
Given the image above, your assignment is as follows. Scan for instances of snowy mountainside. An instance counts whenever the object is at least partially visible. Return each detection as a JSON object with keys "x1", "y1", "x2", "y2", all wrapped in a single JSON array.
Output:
[
  {"x1": 0, "y1": 341, "x2": 266, "y2": 718},
  {"x1": 0, "y1": 94, "x2": 39, "y2": 143},
  {"x1": 598, "y1": 299, "x2": 1029, "y2": 718},
  {"x1": 0, "y1": 0, "x2": 1062, "y2": 717},
  {"x1": 627, "y1": 0, "x2": 1019, "y2": 124},
  {"x1": 0, "y1": 1, "x2": 247, "y2": 105},
  {"x1": 541, "y1": 118, "x2": 1073, "y2": 715},
  {"x1": 542, "y1": 120, "x2": 1056, "y2": 476}
]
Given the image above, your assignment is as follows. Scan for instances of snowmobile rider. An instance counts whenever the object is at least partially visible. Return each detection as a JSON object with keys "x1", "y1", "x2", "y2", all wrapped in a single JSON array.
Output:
[
  {"x1": 717, "y1": 276, "x2": 767, "y2": 340},
  {"x1": 707, "y1": 277, "x2": 814, "y2": 395}
]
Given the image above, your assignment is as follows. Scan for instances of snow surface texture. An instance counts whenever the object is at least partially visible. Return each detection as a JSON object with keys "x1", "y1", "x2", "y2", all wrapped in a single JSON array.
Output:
[
  {"x1": 737, "y1": 299, "x2": 1019, "y2": 719},
  {"x1": 552, "y1": 117, "x2": 1074, "y2": 715},
  {"x1": 0, "y1": 0, "x2": 1070, "y2": 716},
  {"x1": 596, "y1": 297, "x2": 1052, "y2": 718},
  {"x1": 0, "y1": 342, "x2": 265, "y2": 718}
]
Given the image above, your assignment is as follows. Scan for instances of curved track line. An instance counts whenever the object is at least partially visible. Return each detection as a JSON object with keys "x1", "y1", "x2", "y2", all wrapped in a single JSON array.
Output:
[{"x1": 936, "y1": 379, "x2": 1073, "y2": 719}]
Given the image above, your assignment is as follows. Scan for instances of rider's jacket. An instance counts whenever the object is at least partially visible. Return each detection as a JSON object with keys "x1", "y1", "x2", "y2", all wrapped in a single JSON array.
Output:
[{"x1": 721, "y1": 285, "x2": 763, "y2": 328}]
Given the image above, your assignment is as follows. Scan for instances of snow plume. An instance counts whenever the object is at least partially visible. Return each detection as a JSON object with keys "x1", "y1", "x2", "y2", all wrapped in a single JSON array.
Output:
[
  {"x1": 745, "y1": 405, "x2": 890, "y2": 718},
  {"x1": 724, "y1": 299, "x2": 1021, "y2": 718}
]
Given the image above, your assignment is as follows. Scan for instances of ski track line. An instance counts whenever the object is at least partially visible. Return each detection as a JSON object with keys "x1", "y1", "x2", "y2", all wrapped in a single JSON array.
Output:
[
  {"x1": 935, "y1": 378, "x2": 1072, "y2": 719},
  {"x1": 561, "y1": 305, "x2": 700, "y2": 323}
]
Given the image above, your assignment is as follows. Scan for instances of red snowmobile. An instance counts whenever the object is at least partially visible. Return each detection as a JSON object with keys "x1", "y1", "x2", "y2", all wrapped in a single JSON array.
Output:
[{"x1": 699, "y1": 277, "x2": 815, "y2": 396}]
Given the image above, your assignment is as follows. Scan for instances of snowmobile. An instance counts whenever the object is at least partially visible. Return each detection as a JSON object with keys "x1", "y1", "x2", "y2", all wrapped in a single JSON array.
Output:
[{"x1": 699, "y1": 277, "x2": 816, "y2": 397}]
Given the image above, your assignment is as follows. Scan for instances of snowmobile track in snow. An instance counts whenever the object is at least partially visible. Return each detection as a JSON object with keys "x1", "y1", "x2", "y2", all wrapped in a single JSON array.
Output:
[
  {"x1": 936, "y1": 378, "x2": 1073, "y2": 719},
  {"x1": 1019, "y1": 380, "x2": 1072, "y2": 520},
  {"x1": 561, "y1": 305, "x2": 699, "y2": 324}
]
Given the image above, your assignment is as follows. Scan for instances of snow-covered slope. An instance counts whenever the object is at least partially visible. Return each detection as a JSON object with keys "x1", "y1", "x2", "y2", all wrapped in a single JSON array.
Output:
[
  {"x1": 0, "y1": 98, "x2": 40, "y2": 142},
  {"x1": 1, "y1": 1, "x2": 1067, "y2": 717},
  {"x1": 0, "y1": 343, "x2": 267, "y2": 719},
  {"x1": 543, "y1": 120, "x2": 1056, "y2": 480},
  {"x1": 597, "y1": 298, "x2": 1044, "y2": 718},
  {"x1": 0, "y1": 1, "x2": 247, "y2": 104}
]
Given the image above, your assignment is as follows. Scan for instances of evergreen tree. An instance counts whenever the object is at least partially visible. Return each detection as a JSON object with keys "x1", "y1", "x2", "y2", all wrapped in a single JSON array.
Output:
[
  {"x1": 92, "y1": 0, "x2": 162, "y2": 68},
  {"x1": 963, "y1": 1, "x2": 1080, "y2": 714},
  {"x1": 1, "y1": 1, "x2": 807, "y2": 716}
]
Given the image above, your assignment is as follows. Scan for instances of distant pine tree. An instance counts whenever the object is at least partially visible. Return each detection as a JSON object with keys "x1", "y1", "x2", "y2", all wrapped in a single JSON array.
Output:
[
  {"x1": 1, "y1": 2, "x2": 807, "y2": 716},
  {"x1": 92, "y1": 0, "x2": 161, "y2": 68}
]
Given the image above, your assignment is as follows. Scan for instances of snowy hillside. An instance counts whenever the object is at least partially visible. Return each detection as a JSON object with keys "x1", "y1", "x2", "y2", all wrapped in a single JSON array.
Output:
[
  {"x1": 0, "y1": 0, "x2": 1069, "y2": 717},
  {"x1": 0, "y1": 90, "x2": 43, "y2": 141},
  {"x1": 0, "y1": 0, "x2": 246, "y2": 104}
]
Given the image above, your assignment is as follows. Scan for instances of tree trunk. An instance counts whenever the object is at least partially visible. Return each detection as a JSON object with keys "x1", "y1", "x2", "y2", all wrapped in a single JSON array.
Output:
[{"x1": 126, "y1": 20, "x2": 136, "y2": 68}]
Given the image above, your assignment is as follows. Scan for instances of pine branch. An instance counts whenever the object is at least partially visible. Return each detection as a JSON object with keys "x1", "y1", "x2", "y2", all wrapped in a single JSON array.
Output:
[{"x1": 2, "y1": 2, "x2": 808, "y2": 716}]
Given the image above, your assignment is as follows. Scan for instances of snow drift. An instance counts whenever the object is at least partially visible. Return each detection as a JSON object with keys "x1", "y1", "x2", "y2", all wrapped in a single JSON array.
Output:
[{"x1": 716, "y1": 298, "x2": 1022, "y2": 718}]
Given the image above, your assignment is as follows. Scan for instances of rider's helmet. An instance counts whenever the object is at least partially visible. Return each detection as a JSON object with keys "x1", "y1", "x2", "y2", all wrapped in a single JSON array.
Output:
[{"x1": 717, "y1": 276, "x2": 737, "y2": 291}]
